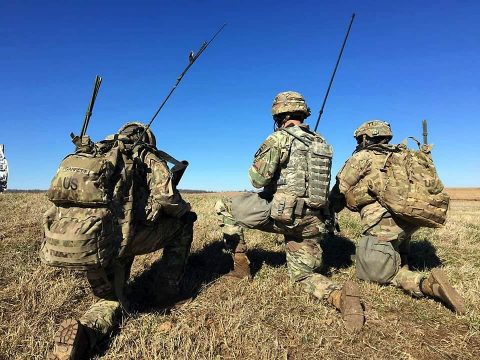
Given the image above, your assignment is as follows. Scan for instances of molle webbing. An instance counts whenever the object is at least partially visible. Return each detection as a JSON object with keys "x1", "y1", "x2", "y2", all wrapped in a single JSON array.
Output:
[
  {"x1": 41, "y1": 224, "x2": 116, "y2": 270},
  {"x1": 280, "y1": 127, "x2": 333, "y2": 209},
  {"x1": 366, "y1": 142, "x2": 449, "y2": 228}
]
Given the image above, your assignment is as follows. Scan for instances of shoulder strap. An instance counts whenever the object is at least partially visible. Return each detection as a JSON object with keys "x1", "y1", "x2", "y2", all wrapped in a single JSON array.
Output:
[
  {"x1": 280, "y1": 127, "x2": 314, "y2": 146},
  {"x1": 134, "y1": 144, "x2": 188, "y2": 186}
]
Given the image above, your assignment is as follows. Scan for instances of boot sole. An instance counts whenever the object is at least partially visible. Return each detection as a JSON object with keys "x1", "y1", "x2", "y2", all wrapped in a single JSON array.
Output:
[
  {"x1": 48, "y1": 319, "x2": 89, "y2": 360},
  {"x1": 431, "y1": 269, "x2": 466, "y2": 315},
  {"x1": 341, "y1": 281, "x2": 365, "y2": 332}
]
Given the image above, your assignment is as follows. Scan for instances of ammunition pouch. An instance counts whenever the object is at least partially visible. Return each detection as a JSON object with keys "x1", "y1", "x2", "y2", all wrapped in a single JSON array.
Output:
[{"x1": 270, "y1": 192, "x2": 298, "y2": 223}]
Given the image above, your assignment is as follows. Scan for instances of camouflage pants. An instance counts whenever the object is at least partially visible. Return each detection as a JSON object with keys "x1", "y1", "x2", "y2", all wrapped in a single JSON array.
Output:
[
  {"x1": 216, "y1": 195, "x2": 340, "y2": 301},
  {"x1": 356, "y1": 215, "x2": 424, "y2": 296},
  {"x1": 80, "y1": 216, "x2": 194, "y2": 345}
]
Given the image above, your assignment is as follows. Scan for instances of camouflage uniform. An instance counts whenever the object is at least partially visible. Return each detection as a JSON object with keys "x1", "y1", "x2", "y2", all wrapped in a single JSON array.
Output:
[
  {"x1": 330, "y1": 147, "x2": 424, "y2": 295},
  {"x1": 217, "y1": 123, "x2": 341, "y2": 301},
  {"x1": 217, "y1": 93, "x2": 364, "y2": 333},
  {"x1": 79, "y1": 147, "x2": 193, "y2": 345},
  {"x1": 48, "y1": 123, "x2": 195, "y2": 359},
  {"x1": 330, "y1": 121, "x2": 466, "y2": 314}
]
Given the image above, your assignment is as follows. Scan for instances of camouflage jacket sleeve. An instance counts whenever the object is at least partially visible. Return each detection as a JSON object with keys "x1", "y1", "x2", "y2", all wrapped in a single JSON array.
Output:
[
  {"x1": 337, "y1": 151, "x2": 373, "y2": 193},
  {"x1": 248, "y1": 132, "x2": 283, "y2": 188},
  {"x1": 329, "y1": 151, "x2": 372, "y2": 213},
  {"x1": 144, "y1": 151, "x2": 190, "y2": 219}
]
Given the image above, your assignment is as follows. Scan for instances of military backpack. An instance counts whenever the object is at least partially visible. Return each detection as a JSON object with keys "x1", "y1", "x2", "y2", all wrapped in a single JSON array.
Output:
[
  {"x1": 40, "y1": 139, "x2": 132, "y2": 270},
  {"x1": 367, "y1": 139, "x2": 450, "y2": 228}
]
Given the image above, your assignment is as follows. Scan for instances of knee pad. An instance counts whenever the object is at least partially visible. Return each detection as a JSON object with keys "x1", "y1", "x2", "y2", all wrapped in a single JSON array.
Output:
[
  {"x1": 215, "y1": 199, "x2": 237, "y2": 226},
  {"x1": 356, "y1": 235, "x2": 400, "y2": 284}
]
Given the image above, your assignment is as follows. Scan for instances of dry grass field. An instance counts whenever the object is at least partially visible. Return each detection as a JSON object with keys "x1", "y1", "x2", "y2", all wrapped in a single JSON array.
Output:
[
  {"x1": 446, "y1": 188, "x2": 480, "y2": 201},
  {"x1": 1, "y1": 190, "x2": 479, "y2": 359}
]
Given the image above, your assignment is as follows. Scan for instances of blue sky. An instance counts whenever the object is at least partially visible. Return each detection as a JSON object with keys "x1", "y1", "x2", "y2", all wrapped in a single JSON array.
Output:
[{"x1": 1, "y1": 0, "x2": 479, "y2": 190}]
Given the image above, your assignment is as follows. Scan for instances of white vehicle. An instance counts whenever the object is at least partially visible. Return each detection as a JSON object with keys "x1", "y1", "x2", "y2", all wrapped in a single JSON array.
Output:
[{"x1": 0, "y1": 144, "x2": 8, "y2": 192}]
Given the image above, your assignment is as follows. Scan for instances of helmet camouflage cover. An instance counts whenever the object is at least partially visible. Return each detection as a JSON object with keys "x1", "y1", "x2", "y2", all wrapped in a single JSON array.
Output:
[
  {"x1": 272, "y1": 91, "x2": 311, "y2": 118},
  {"x1": 118, "y1": 122, "x2": 157, "y2": 147},
  {"x1": 354, "y1": 120, "x2": 393, "y2": 140}
]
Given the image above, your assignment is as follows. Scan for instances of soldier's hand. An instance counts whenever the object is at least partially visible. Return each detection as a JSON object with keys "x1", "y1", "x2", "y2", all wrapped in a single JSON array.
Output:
[{"x1": 146, "y1": 203, "x2": 162, "y2": 223}]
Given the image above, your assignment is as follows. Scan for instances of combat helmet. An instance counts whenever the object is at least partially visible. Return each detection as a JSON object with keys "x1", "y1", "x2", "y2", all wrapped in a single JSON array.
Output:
[
  {"x1": 354, "y1": 120, "x2": 392, "y2": 141},
  {"x1": 272, "y1": 91, "x2": 311, "y2": 118},
  {"x1": 118, "y1": 122, "x2": 156, "y2": 147}
]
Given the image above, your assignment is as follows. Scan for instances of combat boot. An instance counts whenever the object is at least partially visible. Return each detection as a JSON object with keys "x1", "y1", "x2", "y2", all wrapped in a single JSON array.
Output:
[
  {"x1": 48, "y1": 319, "x2": 91, "y2": 360},
  {"x1": 420, "y1": 268, "x2": 466, "y2": 314},
  {"x1": 226, "y1": 252, "x2": 252, "y2": 280},
  {"x1": 328, "y1": 281, "x2": 364, "y2": 332}
]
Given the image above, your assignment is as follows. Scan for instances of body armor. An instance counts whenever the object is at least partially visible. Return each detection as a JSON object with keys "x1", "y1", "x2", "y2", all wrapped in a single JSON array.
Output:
[{"x1": 276, "y1": 126, "x2": 332, "y2": 209}]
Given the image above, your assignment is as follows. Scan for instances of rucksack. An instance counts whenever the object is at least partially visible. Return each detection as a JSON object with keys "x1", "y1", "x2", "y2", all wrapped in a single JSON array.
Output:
[
  {"x1": 367, "y1": 139, "x2": 450, "y2": 228},
  {"x1": 40, "y1": 138, "x2": 187, "y2": 270},
  {"x1": 40, "y1": 139, "x2": 130, "y2": 270}
]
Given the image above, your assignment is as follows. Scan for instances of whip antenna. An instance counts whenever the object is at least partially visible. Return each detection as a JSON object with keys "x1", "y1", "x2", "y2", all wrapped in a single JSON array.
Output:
[
  {"x1": 135, "y1": 23, "x2": 227, "y2": 146},
  {"x1": 314, "y1": 13, "x2": 355, "y2": 132}
]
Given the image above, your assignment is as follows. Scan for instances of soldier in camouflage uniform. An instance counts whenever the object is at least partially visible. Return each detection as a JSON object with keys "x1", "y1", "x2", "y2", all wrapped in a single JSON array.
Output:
[
  {"x1": 49, "y1": 122, "x2": 196, "y2": 360},
  {"x1": 215, "y1": 91, "x2": 364, "y2": 331},
  {"x1": 329, "y1": 120, "x2": 465, "y2": 314}
]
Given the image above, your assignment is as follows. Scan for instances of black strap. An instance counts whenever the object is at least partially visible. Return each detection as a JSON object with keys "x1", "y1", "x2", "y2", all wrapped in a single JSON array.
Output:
[{"x1": 280, "y1": 127, "x2": 313, "y2": 146}]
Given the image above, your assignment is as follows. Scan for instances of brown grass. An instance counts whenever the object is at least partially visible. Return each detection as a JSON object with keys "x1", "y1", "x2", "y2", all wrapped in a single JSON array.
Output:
[
  {"x1": 0, "y1": 192, "x2": 479, "y2": 359},
  {"x1": 446, "y1": 188, "x2": 480, "y2": 201}
]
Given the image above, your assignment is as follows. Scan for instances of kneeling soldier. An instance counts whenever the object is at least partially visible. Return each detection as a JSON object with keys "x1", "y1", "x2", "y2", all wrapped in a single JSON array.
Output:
[
  {"x1": 329, "y1": 120, "x2": 465, "y2": 314},
  {"x1": 42, "y1": 122, "x2": 196, "y2": 359},
  {"x1": 216, "y1": 91, "x2": 364, "y2": 331}
]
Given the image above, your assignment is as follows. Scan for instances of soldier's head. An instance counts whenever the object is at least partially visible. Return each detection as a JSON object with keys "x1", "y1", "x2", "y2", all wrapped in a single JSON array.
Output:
[
  {"x1": 354, "y1": 120, "x2": 393, "y2": 148},
  {"x1": 271, "y1": 91, "x2": 311, "y2": 129},
  {"x1": 118, "y1": 122, "x2": 157, "y2": 146}
]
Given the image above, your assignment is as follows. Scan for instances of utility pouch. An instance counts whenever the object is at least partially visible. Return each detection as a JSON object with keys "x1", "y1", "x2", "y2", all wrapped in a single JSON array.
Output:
[{"x1": 270, "y1": 192, "x2": 297, "y2": 223}]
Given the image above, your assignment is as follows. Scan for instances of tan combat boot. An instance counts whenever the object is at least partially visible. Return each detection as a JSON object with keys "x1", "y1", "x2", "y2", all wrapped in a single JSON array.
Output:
[
  {"x1": 226, "y1": 252, "x2": 252, "y2": 280},
  {"x1": 48, "y1": 319, "x2": 90, "y2": 360},
  {"x1": 420, "y1": 268, "x2": 466, "y2": 314},
  {"x1": 328, "y1": 281, "x2": 364, "y2": 332}
]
